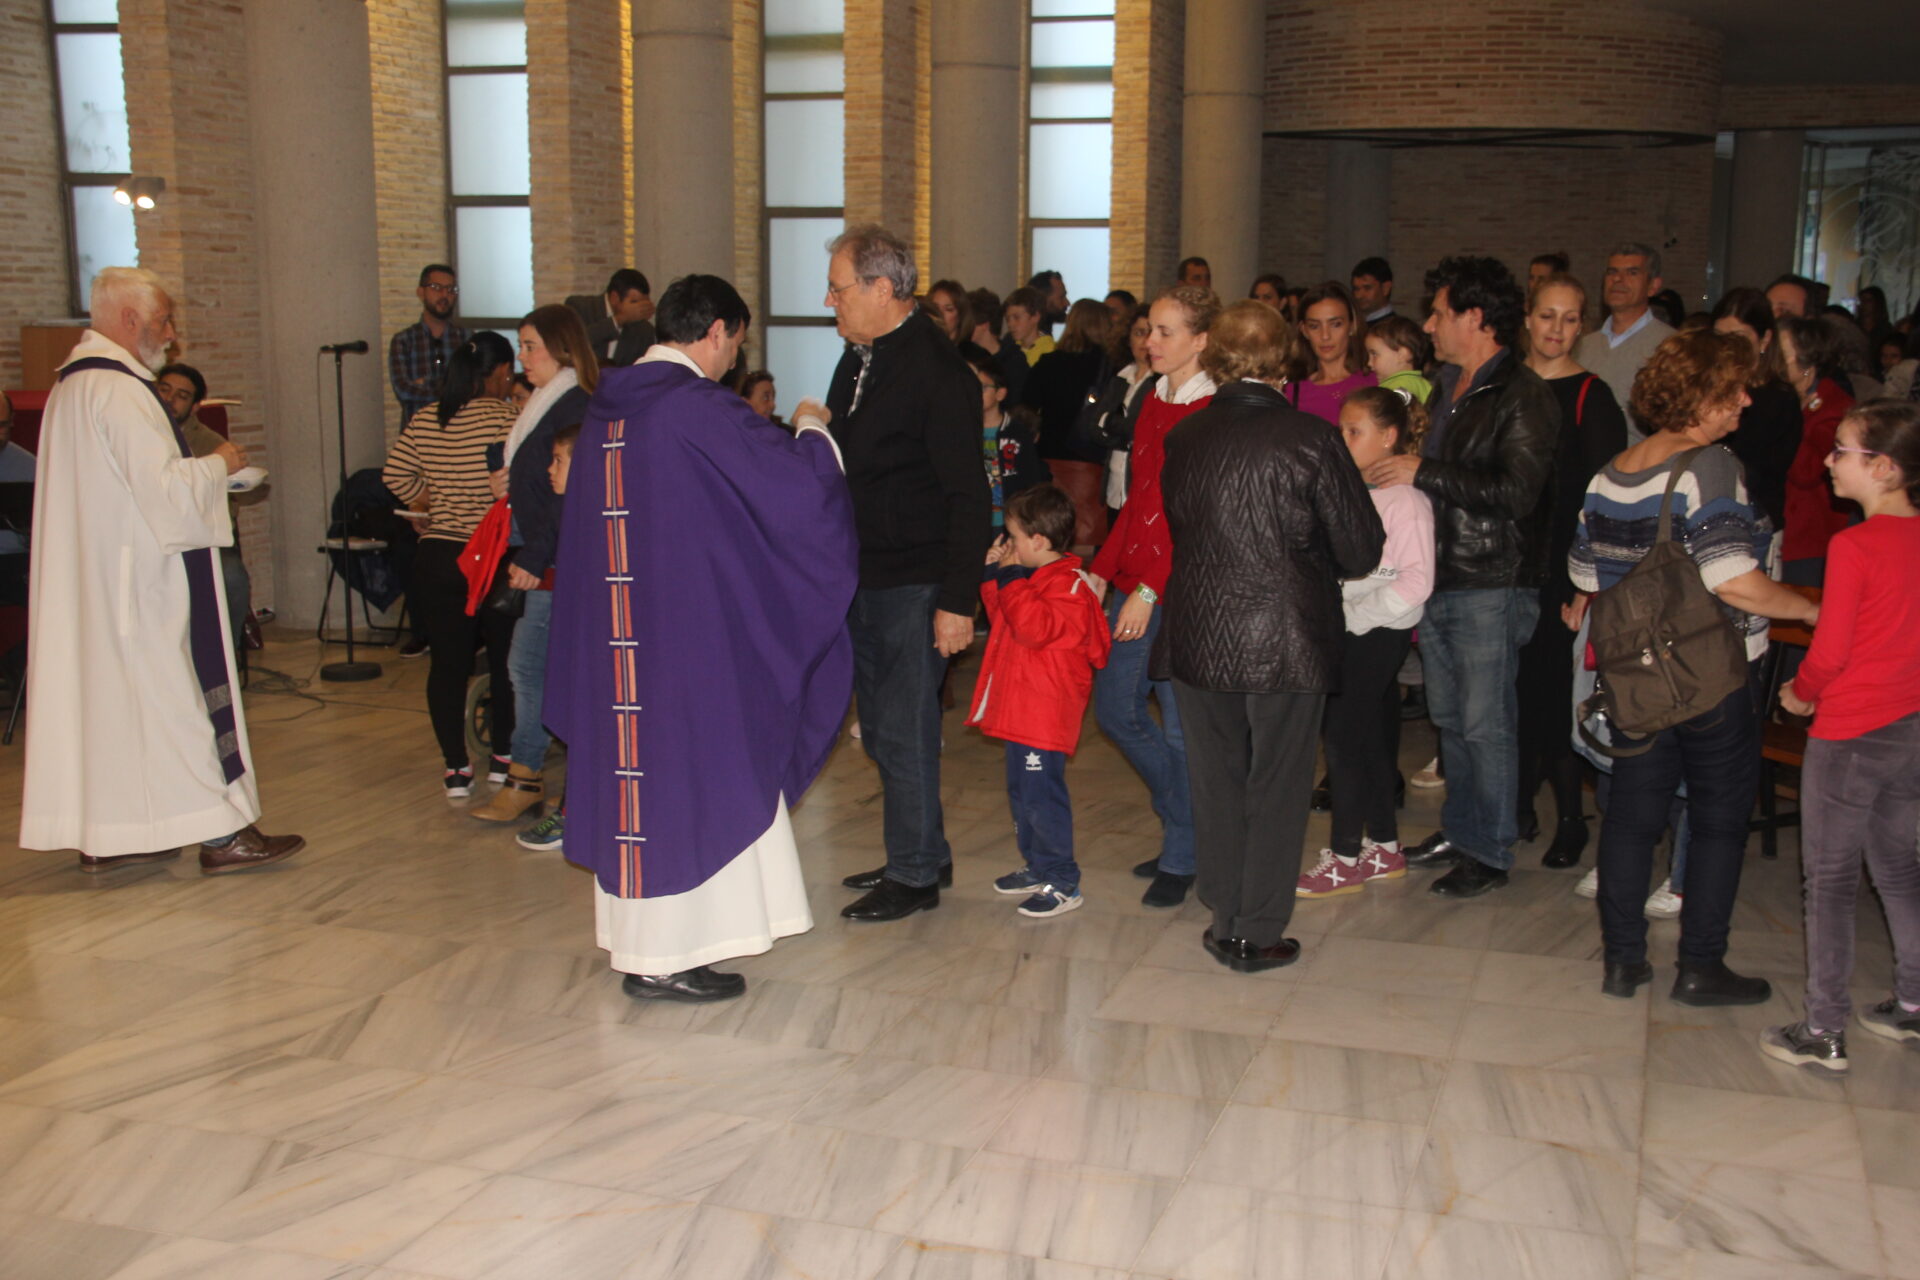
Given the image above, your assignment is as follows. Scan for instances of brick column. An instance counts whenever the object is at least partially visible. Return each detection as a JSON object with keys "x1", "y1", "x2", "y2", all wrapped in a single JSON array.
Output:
[
  {"x1": 1110, "y1": 0, "x2": 1182, "y2": 298},
  {"x1": 928, "y1": 0, "x2": 1019, "y2": 290},
  {"x1": 1725, "y1": 130, "x2": 1806, "y2": 294},
  {"x1": 0, "y1": 0, "x2": 72, "y2": 389},
  {"x1": 632, "y1": 0, "x2": 735, "y2": 280},
  {"x1": 1180, "y1": 0, "x2": 1262, "y2": 301},
  {"x1": 844, "y1": 0, "x2": 924, "y2": 243},
  {"x1": 527, "y1": 0, "x2": 628, "y2": 301}
]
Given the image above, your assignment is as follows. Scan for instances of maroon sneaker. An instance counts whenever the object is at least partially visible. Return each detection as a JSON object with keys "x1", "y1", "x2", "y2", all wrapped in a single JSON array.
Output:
[{"x1": 1296, "y1": 849, "x2": 1365, "y2": 898}]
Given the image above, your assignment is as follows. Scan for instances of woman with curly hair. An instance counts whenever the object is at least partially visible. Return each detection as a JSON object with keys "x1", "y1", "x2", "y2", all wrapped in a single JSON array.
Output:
[{"x1": 1565, "y1": 329, "x2": 1821, "y2": 1005}]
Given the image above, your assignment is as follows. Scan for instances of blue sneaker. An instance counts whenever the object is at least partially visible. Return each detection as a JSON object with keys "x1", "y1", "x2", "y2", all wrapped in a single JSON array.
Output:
[
  {"x1": 517, "y1": 810, "x2": 564, "y2": 852},
  {"x1": 1016, "y1": 885, "x2": 1083, "y2": 918},
  {"x1": 994, "y1": 868, "x2": 1044, "y2": 895}
]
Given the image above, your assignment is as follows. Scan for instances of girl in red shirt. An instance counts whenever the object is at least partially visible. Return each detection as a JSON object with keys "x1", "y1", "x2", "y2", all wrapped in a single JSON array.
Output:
[{"x1": 1762, "y1": 400, "x2": 1920, "y2": 1075}]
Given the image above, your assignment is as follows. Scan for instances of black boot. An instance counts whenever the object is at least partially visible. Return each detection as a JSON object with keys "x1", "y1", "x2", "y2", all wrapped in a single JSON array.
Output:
[
  {"x1": 1600, "y1": 960, "x2": 1654, "y2": 999},
  {"x1": 1132, "y1": 857, "x2": 1161, "y2": 880},
  {"x1": 1142, "y1": 871, "x2": 1194, "y2": 908},
  {"x1": 1671, "y1": 960, "x2": 1772, "y2": 1007},
  {"x1": 1542, "y1": 816, "x2": 1588, "y2": 869}
]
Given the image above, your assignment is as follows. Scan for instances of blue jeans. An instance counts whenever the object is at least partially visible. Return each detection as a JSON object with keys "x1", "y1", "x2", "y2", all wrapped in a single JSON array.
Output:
[
  {"x1": 1093, "y1": 594, "x2": 1194, "y2": 874},
  {"x1": 850, "y1": 583, "x2": 951, "y2": 888},
  {"x1": 1006, "y1": 741, "x2": 1076, "y2": 892},
  {"x1": 1421, "y1": 587, "x2": 1539, "y2": 870},
  {"x1": 507, "y1": 588, "x2": 552, "y2": 769}
]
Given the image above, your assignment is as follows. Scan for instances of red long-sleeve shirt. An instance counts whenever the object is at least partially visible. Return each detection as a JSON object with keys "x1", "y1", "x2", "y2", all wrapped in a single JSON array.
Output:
[
  {"x1": 1089, "y1": 387, "x2": 1213, "y2": 595},
  {"x1": 1792, "y1": 513, "x2": 1920, "y2": 740},
  {"x1": 1782, "y1": 380, "x2": 1853, "y2": 564}
]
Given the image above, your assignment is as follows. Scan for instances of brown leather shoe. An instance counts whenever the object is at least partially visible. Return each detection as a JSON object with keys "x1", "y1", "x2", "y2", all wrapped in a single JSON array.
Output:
[
  {"x1": 199, "y1": 825, "x2": 305, "y2": 875},
  {"x1": 78, "y1": 849, "x2": 180, "y2": 874}
]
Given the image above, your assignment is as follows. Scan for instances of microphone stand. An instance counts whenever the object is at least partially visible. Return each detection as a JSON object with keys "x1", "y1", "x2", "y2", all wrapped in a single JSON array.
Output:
[{"x1": 320, "y1": 345, "x2": 381, "y2": 682}]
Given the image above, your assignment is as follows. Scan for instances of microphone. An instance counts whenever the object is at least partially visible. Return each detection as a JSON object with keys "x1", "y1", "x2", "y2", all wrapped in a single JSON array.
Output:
[{"x1": 320, "y1": 340, "x2": 369, "y2": 354}]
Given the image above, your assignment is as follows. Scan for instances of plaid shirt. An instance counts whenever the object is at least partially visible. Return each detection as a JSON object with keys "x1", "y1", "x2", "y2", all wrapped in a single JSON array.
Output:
[{"x1": 387, "y1": 317, "x2": 470, "y2": 422}]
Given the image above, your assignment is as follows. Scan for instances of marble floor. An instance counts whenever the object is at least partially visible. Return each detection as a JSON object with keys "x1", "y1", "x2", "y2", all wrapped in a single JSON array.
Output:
[{"x1": 0, "y1": 633, "x2": 1914, "y2": 1280}]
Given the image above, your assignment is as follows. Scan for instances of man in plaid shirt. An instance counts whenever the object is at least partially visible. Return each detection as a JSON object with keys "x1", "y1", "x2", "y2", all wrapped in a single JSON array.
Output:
[{"x1": 387, "y1": 263, "x2": 469, "y2": 425}]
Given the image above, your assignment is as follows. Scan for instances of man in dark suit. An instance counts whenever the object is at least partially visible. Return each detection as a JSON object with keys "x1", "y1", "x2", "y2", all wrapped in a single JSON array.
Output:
[{"x1": 566, "y1": 269, "x2": 656, "y2": 367}]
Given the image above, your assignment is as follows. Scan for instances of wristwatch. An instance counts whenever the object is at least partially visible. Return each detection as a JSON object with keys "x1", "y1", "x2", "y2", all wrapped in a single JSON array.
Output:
[{"x1": 1133, "y1": 585, "x2": 1159, "y2": 605}]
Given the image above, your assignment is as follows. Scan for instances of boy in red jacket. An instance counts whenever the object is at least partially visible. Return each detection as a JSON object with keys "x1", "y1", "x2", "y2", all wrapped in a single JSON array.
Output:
[{"x1": 969, "y1": 485, "x2": 1112, "y2": 917}]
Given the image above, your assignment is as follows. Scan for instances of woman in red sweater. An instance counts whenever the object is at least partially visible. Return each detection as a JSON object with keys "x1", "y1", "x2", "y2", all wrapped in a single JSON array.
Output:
[
  {"x1": 1777, "y1": 315, "x2": 1856, "y2": 585},
  {"x1": 1762, "y1": 400, "x2": 1920, "y2": 1075},
  {"x1": 1088, "y1": 284, "x2": 1220, "y2": 908}
]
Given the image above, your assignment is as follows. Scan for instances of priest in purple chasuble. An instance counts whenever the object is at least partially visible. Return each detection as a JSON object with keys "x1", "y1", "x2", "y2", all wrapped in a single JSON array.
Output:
[{"x1": 545, "y1": 273, "x2": 857, "y2": 1003}]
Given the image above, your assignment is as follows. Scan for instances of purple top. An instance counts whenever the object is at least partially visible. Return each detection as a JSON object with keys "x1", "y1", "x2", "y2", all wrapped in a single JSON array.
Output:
[
  {"x1": 546, "y1": 360, "x2": 858, "y2": 898},
  {"x1": 1291, "y1": 370, "x2": 1377, "y2": 426}
]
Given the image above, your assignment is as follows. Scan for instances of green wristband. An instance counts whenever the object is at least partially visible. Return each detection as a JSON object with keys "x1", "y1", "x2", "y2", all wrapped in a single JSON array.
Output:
[{"x1": 1134, "y1": 585, "x2": 1159, "y2": 605}]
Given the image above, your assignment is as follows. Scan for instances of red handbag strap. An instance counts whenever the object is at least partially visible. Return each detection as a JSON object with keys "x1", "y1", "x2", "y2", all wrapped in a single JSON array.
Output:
[{"x1": 1575, "y1": 374, "x2": 1595, "y2": 427}]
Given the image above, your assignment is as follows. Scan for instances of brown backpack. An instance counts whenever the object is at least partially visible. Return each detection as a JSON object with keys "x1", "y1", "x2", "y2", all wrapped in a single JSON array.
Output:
[{"x1": 1578, "y1": 448, "x2": 1749, "y2": 758}]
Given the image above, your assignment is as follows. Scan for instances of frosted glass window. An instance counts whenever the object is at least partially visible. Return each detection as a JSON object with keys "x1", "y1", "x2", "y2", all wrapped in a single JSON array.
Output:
[
  {"x1": 55, "y1": 33, "x2": 130, "y2": 173},
  {"x1": 769, "y1": 217, "x2": 842, "y2": 317},
  {"x1": 1031, "y1": 19, "x2": 1113, "y2": 68},
  {"x1": 446, "y1": 2, "x2": 526, "y2": 66},
  {"x1": 1031, "y1": 80, "x2": 1113, "y2": 120},
  {"x1": 765, "y1": 0, "x2": 843, "y2": 38},
  {"x1": 448, "y1": 73, "x2": 530, "y2": 196},
  {"x1": 1033, "y1": 0, "x2": 1114, "y2": 14},
  {"x1": 1030, "y1": 226, "x2": 1109, "y2": 301},
  {"x1": 1029, "y1": 123, "x2": 1111, "y2": 219},
  {"x1": 71, "y1": 185, "x2": 138, "y2": 305},
  {"x1": 765, "y1": 99, "x2": 844, "y2": 207},
  {"x1": 766, "y1": 47, "x2": 844, "y2": 93},
  {"x1": 454, "y1": 206, "x2": 534, "y2": 319},
  {"x1": 53, "y1": 0, "x2": 118, "y2": 21},
  {"x1": 765, "y1": 326, "x2": 848, "y2": 415}
]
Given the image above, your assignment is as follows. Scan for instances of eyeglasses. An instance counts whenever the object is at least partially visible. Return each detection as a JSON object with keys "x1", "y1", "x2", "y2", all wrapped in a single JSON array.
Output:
[
  {"x1": 1829, "y1": 445, "x2": 1881, "y2": 461},
  {"x1": 826, "y1": 278, "x2": 866, "y2": 298},
  {"x1": 423, "y1": 283, "x2": 459, "y2": 296}
]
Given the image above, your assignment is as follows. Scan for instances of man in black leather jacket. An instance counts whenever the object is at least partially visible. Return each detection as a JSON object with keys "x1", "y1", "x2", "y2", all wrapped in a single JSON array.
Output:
[{"x1": 1366, "y1": 256, "x2": 1558, "y2": 899}]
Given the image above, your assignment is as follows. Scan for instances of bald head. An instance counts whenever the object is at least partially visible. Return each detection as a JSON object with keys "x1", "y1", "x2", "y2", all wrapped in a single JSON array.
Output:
[{"x1": 90, "y1": 267, "x2": 177, "y2": 373}]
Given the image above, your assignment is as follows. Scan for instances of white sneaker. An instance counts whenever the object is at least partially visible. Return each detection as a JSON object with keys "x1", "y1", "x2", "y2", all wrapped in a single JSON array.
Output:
[
  {"x1": 1575, "y1": 866, "x2": 1600, "y2": 899},
  {"x1": 1410, "y1": 757, "x2": 1444, "y2": 788},
  {"x1": 1645, "y1": 879, "x2": 1684, "y2": 918}
]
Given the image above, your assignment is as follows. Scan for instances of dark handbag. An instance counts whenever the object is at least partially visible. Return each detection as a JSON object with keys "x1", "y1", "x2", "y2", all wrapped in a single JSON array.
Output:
[
  {"x1": 1577, "y1": 448, "x2": 1748, "y2": 757},
  {"x1": 1085, "y1": 369, "x2": 1145, "y2": 451},
  {"x1": 483, "y1": 563, "x2": 525, "y2": 618}
]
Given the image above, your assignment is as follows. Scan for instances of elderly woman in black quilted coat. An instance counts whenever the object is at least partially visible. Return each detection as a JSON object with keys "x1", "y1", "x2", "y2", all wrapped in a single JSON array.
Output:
[{"x1": 1155, "y1": 301, "x2": 1385, "y2": 974}]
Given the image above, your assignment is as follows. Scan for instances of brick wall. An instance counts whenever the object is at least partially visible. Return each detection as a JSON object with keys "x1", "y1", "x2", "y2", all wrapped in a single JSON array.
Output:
[
  {"x1": 526, "y1": 0, "x2": 626, "y2": 303},
  {"x1": 732, "y1": 0, "x2": 763, "y2": 364},
  {"x1": 1720, "y1": 84, "x2": 1920, "y2": 131},
  {"x1": 1258, "y1": 136, "x2": 1329, "y2": 291},
  {"x1": 0, "y1": 0, "x2": 83, "y2": 391},
  {"x1": 844, "y1": 0, "x2": 923, "y2": 241},
  {"x1": 121, "y1": 0, "x2": 276, "y2": 607},
  {"x1": 367, "y1": 0, "x2": 446, "y2": 438},
  {"x1": 1111, "y1": 0, "x2": 1182, "y2": 298}
]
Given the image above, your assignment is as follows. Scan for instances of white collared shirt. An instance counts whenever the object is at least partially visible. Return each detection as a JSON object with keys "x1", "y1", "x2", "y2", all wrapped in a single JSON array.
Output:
[{"x1": 1601, "y1": 308, "x2": 1654, "y2": 350}]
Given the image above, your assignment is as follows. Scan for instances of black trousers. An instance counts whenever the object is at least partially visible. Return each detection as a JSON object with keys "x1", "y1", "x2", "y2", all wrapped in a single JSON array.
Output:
[
  {"x1": 1515, "y1": 591, "x2": 1584, "y2": 826},
  {"x1": 1174, "y1": 682, "x2": 1323, "y2": 948},
  {"x1": 412, "y1": 539, "x2": 516, "y2": 769},
  {"x1": 1325, "y1": 627, "x2": 1410, "y2": 854}
]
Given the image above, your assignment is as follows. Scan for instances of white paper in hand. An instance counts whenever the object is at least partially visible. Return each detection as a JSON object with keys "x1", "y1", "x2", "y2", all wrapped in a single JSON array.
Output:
[{"x1": 226, "y1": 466, "x2": 269, "y2": 493}]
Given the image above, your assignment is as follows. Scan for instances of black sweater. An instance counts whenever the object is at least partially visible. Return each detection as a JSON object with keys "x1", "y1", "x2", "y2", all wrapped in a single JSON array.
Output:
[
  {"x1": 1021, "y1": 346, "x2": 1108, "y2": 462},
  {"x1": 507, "y1": 385, "x2": 590, "y2": 577},
  {"x1": 827, "y1": 310, "x2": 994, "y2": 615}
]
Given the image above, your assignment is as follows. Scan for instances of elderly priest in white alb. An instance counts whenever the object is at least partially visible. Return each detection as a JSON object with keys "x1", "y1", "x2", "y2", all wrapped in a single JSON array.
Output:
[{"x1": 20, "y1": 267, "x2": 304, "y2": 875}]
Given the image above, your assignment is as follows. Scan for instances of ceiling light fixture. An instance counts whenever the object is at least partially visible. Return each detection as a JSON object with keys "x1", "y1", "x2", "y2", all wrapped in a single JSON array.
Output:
[{"x1": 111, "y1": 176, "x2": 167, "y2": 210}]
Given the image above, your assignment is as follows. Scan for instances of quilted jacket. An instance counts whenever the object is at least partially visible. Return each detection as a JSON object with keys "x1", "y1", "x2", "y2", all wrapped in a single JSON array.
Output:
[{"x1": 1152, "y1": 381, "x2": 1384, "y2": 692}]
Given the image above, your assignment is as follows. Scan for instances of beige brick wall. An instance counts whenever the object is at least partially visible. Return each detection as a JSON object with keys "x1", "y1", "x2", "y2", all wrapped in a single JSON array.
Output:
[
  {"x1": 844, "y1": 0, "x2": 923, "y2": 242},
  {"x1": 1720, "y1": 83, "x2": 1920, "y2": 131},
  {"x1": 733, "y1": 0, "x2": 764, "y2": 364},
  {"x1": 121, "y1": 0, "x2": 276, "y2": 607},
  {"x1": 527, "y1": 0, "x2": 627, "y2": 303},
  {"x1": 0, "y1": 0, "x2": 84, "y2": 391},
  {"x1": 1110, "y1": 0, "x2": 1182, "y2": 299},
  {"x1": 1257, "y1": 136, "x2": 1329, "y2": 292}
]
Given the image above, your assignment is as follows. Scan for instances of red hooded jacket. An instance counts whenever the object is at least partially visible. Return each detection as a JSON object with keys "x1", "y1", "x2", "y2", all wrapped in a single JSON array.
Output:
[{"x1": 968, "y1": 554, "x2": 1112, "y2": 755}]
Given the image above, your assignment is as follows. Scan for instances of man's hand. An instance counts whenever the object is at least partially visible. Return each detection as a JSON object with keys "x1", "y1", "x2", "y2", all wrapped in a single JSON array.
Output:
[
  {"x1": 1365, "y1": 455, "x2": 1420, "y2": 489},
  {"x1": 1779, "y1": 686, "x2": 1815, "y2": 718},
  {"x1": 507, "y1": 564, "x2": 541, "y2": 591},
  {"x1": 1112, "y1": 590, "x2": 1154, "y2": 642},
  {"x1": 488, "y1": 468, "x2": 508, "y2": 501},
  {"x1": 792, "y1": 398, "x2": 831, "y2": 430},
  {"x1": 933, "y1": 609, "x2": 973, "y2": 657},
  {"x1": 212, "y1": 440, "x2": 246, "y2": 475}
]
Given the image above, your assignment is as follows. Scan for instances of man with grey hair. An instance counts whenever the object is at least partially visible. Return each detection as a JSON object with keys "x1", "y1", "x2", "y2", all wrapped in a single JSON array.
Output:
[
  {"x1": 1572, "y1": 241, "x2": 1674, "y2": 436},
  {"x1": 822, "y1": 224, "x2": 993, "y2": 923},
  {"x1": 20, "y1": 266, "x2": 304, "y2": 875}
]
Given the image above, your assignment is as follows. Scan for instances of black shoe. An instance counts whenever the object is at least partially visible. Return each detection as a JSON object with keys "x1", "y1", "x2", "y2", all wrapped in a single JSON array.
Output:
[
  {"x1": 1672, "y1": 960, "x2": 1772, "y2": 1007},
  {"x1": 622, "y1": 966, "x2": 746, "y2": 1003},
  {"x1": 841, "y1": 878, "x2": 941, "y2": 922},
  {"x1": 1429, "y1": 857, "x2": 1508, "y2": 898},
  {"x1": 1405, "y1": 832, "x2": 1461, "y2": 869},
  {"x1": 1515, "y1": 810, "x2": 1540, "y2": 844},
  {"x1": 1132, "y1": 857, "x2": 1160, "y2": 880},
  {"x1": 1226, "y1": 937, "x2": 1302, "y2": 974},
  {"x1": 842, "y1": 862, "x2": 952, "y2": 891},
  {"x1": 1542, "y1": 817, "x2": 1588, "y2": 869},
  {"x1": 1601, "y1": 960, "x2": 1654, "y2": 999},
  {"x1": 1311, "y1": 775, "x2": 1331, "y2": 811},
  {"x1": 1759, "y1": 1021, "x2": 1849, "y2": 1075},
  {"x1": 1201, "y1": 927, "x2": 1236, "y2": 968},
  {"x1": 1142, "y1": 871, "x2": 1194, "y2": 908},
  {"x1": 398, "y1": 637, "x2": 429, "y2": 659}
]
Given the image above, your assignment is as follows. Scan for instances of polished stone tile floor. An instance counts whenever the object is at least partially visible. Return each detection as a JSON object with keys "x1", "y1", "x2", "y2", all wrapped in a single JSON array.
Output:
[{"x1": 0, "y1": 635, "x2": 1913, "y2": 1279}]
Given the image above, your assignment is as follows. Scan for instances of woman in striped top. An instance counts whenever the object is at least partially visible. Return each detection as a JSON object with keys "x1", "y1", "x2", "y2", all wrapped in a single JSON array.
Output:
[
  {"x1": 1566, "y1": 330, "x2": 1821, "y2": 1007},
  {"x1": 382, "y1": 330, "x2": 519, "y2": 797}
]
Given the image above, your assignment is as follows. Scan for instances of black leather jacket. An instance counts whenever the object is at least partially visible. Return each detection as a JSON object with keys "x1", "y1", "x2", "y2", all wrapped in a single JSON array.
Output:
[
  {"x1": 1152, "y1": 381, "x2": 1384, "y2": 693},
  {"x1": 1415, "y1": 352, "x2": 1560, "y2": 591}
]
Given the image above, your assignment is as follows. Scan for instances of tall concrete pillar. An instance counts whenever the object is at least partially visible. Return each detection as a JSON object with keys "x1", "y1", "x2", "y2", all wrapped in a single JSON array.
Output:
[
  {"x1": 245, "y1": 0, "x2": 387, "y2": 627},
  {"x1": 632, "y1": 1, "x2": 736, "y2": 280},
  {"x1": 1725, "y1": 129, "x2": 1806, "y2": 293},
  {"x1": 1324, "y1": 141, "x2": 1391, "y2": 285},
  {"x1": 1179, "y1": 0, "x2": 1263, "y2": 298},
  {"x1": 929, "y1": 0, "x2": 1019, "y2": 289}
]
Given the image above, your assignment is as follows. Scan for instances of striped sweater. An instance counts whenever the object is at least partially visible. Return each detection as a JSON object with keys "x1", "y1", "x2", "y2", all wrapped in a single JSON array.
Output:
[
  {"x1": 1568, "y1": 444, "x2": 1771, "y2": 659},
  {"x1": 381, "y1": 398, "x2": 515, "y2": 543}
]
